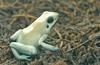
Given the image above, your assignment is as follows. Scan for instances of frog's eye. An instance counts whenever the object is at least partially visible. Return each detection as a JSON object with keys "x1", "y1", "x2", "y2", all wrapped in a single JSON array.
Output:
[{"x1": 47, "y1": 16, "x2": 54, "y2": 23}]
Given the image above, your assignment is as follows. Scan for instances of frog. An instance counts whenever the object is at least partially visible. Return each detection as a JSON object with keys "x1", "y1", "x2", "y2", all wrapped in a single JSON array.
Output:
[{"x1": 10, "y1": 11, "x2": 59, "y2": 61}]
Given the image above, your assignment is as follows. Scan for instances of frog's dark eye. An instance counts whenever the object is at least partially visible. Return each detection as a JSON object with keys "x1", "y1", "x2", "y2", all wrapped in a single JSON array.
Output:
[{"x1": 47, "y1": 16, "x2": 54, "y2": 23}]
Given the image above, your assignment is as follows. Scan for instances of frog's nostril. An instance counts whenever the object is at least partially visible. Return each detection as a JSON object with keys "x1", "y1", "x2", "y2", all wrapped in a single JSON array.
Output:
[{"x1": 46, "y1": 25, "x2": 49, "y2": 28}]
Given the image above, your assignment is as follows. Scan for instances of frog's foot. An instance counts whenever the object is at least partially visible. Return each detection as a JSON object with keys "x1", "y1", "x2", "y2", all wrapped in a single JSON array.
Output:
[
  {"x1": 19, "y1": 55, "x2": 32, "y2": 61},
  {"x1": 40, "y1": 42, "x2": 59, "y2": 51},
  {"x1": 11, "y1": 48, "x2": 32, "y2": 61},
  {"x1": 10, "y1": 42, "x2": 37, "y2": 61}
]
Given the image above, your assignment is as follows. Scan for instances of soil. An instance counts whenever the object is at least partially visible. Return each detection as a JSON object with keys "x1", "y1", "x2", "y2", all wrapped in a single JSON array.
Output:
[{"x1": 0, "y1": 0, "x2": 100, "y2": 65}]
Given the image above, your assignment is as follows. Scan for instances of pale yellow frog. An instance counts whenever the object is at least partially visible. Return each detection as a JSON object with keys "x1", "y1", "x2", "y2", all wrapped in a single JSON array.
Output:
[{"x1": 10, "y1": 11, "x2": 59, "y2": 61}]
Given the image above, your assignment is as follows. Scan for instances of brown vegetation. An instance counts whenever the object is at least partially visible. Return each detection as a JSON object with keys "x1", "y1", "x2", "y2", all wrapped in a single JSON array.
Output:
[{"x1": 0, "y1": 0, "x2": 100, "y2": 65}]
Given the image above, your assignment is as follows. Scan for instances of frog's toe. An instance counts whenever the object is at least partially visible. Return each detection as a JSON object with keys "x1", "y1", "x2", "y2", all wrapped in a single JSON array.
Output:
[
  {"x1": 51, "y1": 47, "x2": 59, "y2": 51},
  {"x1": 20, "y1": 55, "x2": 32, "y2": 61},
  {"x1": 25, "y1": 58, "x2": 32, "y2": 61}
]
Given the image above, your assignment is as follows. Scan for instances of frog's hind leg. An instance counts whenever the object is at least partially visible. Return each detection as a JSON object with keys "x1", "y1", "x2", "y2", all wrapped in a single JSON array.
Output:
[{"x1": 10, "y1": 42, "x2": 37, "y2": 61}]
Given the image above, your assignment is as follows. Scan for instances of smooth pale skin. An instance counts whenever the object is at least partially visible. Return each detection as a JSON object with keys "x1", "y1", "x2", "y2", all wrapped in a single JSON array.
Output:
[{"x1": 10, "y1": 11, "x2": 59, "y2": 61}]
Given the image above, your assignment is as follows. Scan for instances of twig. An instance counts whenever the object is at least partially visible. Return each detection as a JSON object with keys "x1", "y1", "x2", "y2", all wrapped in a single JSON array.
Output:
[
  {"x1": 0, "y1": 46, "x2": 7, "y2": 48},
  {"x1": 9, "y1": 18, "x2": 17, "y2": 26},
  {"x1": 66, "y1": 39, "x2": 90, "y2": 53},
  {"x1": 0, "y1": 23, "x2": 14, "y2": 32},
  {"x1": 12, "y1": 14, "x2": 37, "y2": 19},
  {"x1": 53, "y1": 28, "x2": 64, "y2": 48},
  {"x1": 9, "y1": 14, "x2": 37, "y2": 26},
  {"x1": 53, "y1": 28, "x2": 62, "y2": 39},
  {"x1": 0, "y1": 1, "x2": 11, "y2": 9},
  {"x1": 0, "y1": 0, "x2": 4, "y2": 6},
  {"x1": 89, "y1": 32, "x2": 100, "y2": 40},
  {"x1": 11, "y1": 0, "x2": 19, "y2": 6},
  {"x1": 0, "y1": 10, "x2": 9, "y2": 16}
]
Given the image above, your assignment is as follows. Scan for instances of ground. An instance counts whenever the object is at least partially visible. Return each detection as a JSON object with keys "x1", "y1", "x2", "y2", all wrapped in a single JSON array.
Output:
[{"x1": 0, "y1": 0, "x2": 100, "y2": 65}]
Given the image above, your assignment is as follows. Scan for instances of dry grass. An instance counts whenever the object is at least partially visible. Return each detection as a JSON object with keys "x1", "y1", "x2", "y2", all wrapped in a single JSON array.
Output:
[{"x1": 0, "y1": 0, "x2": 100, "y2": 65}]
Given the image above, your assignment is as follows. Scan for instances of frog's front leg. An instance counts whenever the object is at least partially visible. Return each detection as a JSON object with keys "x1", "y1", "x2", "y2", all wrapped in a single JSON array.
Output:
[
  {"x1": 39, "y1": 34, "x2": 59, "y2": 51},
  {"x1": 10, "y1": 42, "x2": 37, "y2": 61}
]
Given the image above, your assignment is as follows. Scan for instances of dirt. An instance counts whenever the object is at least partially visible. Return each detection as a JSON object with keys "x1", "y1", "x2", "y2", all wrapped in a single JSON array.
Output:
[{"x1": 0, "y1": 0, "x2": 100, "y2": 65}]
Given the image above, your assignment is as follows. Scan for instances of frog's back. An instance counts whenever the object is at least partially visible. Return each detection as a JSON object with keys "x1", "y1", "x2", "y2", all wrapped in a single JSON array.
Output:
[
  {"x1": 17, "y1": 29, "x2": 41, "y2": 46},
  {"x1": 17, "y1": 19, "x2": 44, "y2": 46}
]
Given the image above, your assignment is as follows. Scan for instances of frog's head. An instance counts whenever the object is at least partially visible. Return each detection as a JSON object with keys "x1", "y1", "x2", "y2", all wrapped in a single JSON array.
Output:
[
  {"x1": 36, "y1": 11, "x2": 59, "y2": 33},
  {"x1": 23, "y1": 11, "x2": 59, "y2": 34}
]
